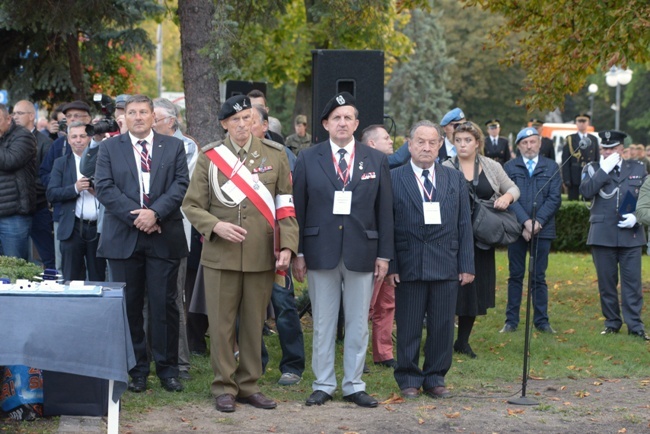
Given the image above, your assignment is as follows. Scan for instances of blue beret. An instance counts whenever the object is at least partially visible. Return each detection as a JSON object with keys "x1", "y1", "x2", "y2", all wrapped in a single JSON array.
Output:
[
  {"x1": 440, "y1": 107, "x2": 465, "y2": 126},
  {"x1": 515, "y1": 127, "x2": 539, "y2": 144},
  {"x1": 598, "y1": 130, "x2": 627, "y2": 147},
  {"x1": 320, "y1": 92, "x2": 356, "y2": 121},
  {"x1": 219, "y1": 95, "x2": 252, "y2": 121}
]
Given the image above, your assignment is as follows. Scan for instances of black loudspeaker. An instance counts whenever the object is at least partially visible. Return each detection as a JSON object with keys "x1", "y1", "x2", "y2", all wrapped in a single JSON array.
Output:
[
  {"x1": 42, "y1": 371, "x2": 109, "y2": 417},
  {"x1": 311, "y1": 50, "x2": 384, "y2": 143},
  {"x1": 225, "y1": 80, "x2": 267, "y2": 100}
]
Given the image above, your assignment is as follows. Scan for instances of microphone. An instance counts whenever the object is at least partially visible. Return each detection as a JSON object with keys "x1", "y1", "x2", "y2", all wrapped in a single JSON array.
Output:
[{"x1": 579, "y1": 137, "x2": 591, "y2": 149}]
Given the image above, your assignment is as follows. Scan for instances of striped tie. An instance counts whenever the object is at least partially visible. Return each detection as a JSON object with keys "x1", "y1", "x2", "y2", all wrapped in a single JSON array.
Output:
[
  {"x1": 338, "y1": 149, "x2": 348, "y2": 187},
  {"x1": 139, "y1": 140, "x2": 151, "y2": 207}
]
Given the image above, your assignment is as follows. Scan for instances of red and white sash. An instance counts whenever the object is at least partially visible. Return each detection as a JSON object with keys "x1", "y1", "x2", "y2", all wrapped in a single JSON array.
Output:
[{"x1": 204, "y1": 145, "x2": 295, "y2": 228}]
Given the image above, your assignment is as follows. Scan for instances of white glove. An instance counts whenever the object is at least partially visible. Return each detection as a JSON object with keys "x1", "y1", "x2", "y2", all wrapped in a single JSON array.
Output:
[
  {"x1": 600, "y1": 153, "x2": 621, "y2": 174},
  {"x1": 617, "y1": 213, "x2": 637, "y2": 228}
]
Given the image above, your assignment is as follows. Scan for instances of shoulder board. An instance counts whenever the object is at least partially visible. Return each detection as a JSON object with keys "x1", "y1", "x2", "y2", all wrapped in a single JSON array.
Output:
[
  {"x1": 201, "y1": 140, "x2": 224, "y2": 153},
  {"x1": 260, "y1": 138, "x2": 284, "y2": 151}
]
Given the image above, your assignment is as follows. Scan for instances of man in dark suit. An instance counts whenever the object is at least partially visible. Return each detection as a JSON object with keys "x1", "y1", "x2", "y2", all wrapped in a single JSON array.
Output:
[
  {"x1": 562, "y1": 113, "x2": 599, "y2": 200},
  {"x1": 580, "y1": 130, "x2": 649, "y2": 340},
  {"x1": 46, "y1": 122, "x2": 105, "y2": 281},
  {"x1": 502, "y1": 127, "x2": 562, "y2": 334},
  {"x1": 95, "y1": 94, "x2": 190, "y2": 393},
  {"x1": 483, "y1": 119, "x2": 511, "y2": 166},
  {"x1": 292, "y1": 92, "x2": 394, "y2": 408},
  {"x1": 529, "y1": 118, "x2": 555, "y2": 161},
  {"x1": 388, "y1": 120, "x2": 474, "y2": 400},
  {"x1": 438, "y1": 107, "x2": 465, "y2": 162}
]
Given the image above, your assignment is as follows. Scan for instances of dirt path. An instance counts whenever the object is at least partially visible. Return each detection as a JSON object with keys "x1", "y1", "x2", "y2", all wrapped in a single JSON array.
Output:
[{"x1": 122, "y1": 378, "x2": 650, "y2": 433}]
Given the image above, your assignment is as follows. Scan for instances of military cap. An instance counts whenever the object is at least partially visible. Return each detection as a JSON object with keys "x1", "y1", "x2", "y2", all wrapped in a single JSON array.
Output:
[
  {"x1": 440, "y1": 108, "x2": 465, "y2": 127},
  {"x1": 515, "y1": 127, "x2": 540, "y2": 145},
  {"x1": 295, "y1": 114, "x2": 307, "y2": 125},
  {"x1": 575, "y1": 112, "x2": 591, "y2": 121},
  {"x1": 62, "y1": 100, "x2": 91, "y2": 115},
  {"x1": 485, "y1": 119, "x2": 500, "y2": 128},
  {"x1": 320, "y1": 92, "x2": 356, "y2": 121},
  {"x1": 598, "y1": 130, "x2": 627, "y2": 148},
  {"x1": 115, "y1": 94, "x2": 130, "y2": 110},
  {"x1": 218, "y1": 95, "x2": 251, "y2": 121},
  {"x1": 529, "y1": 118, "x2": 544, "y2": 128}
]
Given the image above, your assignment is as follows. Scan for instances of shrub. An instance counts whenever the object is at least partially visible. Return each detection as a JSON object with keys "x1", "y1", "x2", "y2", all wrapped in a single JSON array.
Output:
[
  {"x1": 0, "y1": 256, "x2": 44, "y2": 282},
  {"x1": 552, "y1": 200, "x2": 591, "y2": 252}
]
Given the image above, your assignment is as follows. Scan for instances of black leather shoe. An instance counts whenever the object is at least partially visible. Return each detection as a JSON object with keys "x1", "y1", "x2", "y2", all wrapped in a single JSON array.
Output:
[
  {"x1": 215, "y1": 393, "x2": 236, "y2": 412},
  {"x1": 536, "y1": 324, "x2": 556, "y2": 334},
  {"x1": 237, "y1": 392, "x2": 277, "y2": 409},
  {"x1": 453, "y1": 342, "x2": 477, "y2": 358},
  {"x1": 160, "y1": 377, "x2": 184, "y2": 392},
  {"x1": 374, "y1": 359, "x2": 397, "y2": 368},
  {"x1": 629, "y1": 329, "x2": 650, "y2": 341},
  {"x1": 499, "y1": 324, "x2": 517, "y2": 333},
  {"x1": 601, "y1": 327, "x2": 620, "y2": 335},
  {"x1": 425, "y1": 386, "x2": 452, "y2": 399},
  {"x1": 128, "y1": 376, "x2": 147, "y2": 393},
  {"x1": 343, "y1": 391, "x2": 378, "y2": 408},
  {"x1": 305, "y1": 390, "x2": 332, "y2": 406}
]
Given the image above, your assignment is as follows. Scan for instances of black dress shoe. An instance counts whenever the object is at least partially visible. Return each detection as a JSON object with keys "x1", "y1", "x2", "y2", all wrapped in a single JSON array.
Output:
[
  {"x1": 535, "y1": 324, "x2": 556, "y2": 334},
  {"x1": 424, "y1": 386, "x2": 451, "y2": 399},
  {"x1": 601, "y1": 327, "x2": 620, "y2": 335},
  {"x1": 160, "y1": 377, "x2": 184, "y2": 392},
  {"x1": 128, "y1": 376, "x2": 147, "y2": 393},
  {"x1": 215, "y1": 393, "x2": 236, "y2": 412},
  {"x1": 453, "y1": 342, "x2": 477, "y2": 358},
  {"x1": 374, "y1": 359, "x2": 397, "y2": 368},
  {"x1": 305, "y1": 390, "x2": 332, "y2": 406},
  {"x1": 629, "y1": 329, "x2": 650, "y2": 341},
  {"x1": 343, "y1": 391, "x2": 378, "y2": 408}
]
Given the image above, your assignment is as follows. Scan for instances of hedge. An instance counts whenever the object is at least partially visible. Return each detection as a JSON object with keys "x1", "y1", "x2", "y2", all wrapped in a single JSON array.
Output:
[{"x1": 551, "y1": 199, "x2": 591, "y2": 252}]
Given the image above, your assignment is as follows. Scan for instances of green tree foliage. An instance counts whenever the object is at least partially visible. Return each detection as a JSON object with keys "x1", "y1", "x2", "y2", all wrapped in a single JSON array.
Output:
[
  {"x1": 386, "y1": 6, "x2": 453, "y2": 135},
  {"x1": 0, "y1": 0, "x2": 163, "y2": 104},
  {"x1": 464, "y1": 0, "x2": 650, "y2": 111},
  {"x1": 439, "y1": 0, "x2": 528, "y2": 137}
]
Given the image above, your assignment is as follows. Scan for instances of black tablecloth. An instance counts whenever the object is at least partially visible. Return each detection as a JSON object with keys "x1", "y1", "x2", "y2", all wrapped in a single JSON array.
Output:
[{"x1": 1, "y1": 284, "x2": 135, "y2": 403}]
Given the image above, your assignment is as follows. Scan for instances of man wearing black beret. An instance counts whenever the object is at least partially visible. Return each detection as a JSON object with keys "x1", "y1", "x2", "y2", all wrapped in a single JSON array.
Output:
[{"x1": 292, "y1": 92, "x2": 394, "y2": 408}]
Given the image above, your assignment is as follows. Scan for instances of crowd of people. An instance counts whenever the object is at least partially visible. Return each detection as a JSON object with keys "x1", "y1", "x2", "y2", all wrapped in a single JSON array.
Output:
[{"x1": 1, "y1": 89, "x2": 649, "y2": 415}]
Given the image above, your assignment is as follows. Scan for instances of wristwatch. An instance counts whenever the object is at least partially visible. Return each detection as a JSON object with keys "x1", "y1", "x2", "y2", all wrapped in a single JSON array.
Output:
[{"x1": 152, "y1": 210, "x2": 161, "y2": 221}]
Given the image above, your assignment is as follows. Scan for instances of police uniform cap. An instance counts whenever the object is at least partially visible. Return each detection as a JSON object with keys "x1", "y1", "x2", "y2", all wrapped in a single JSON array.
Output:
[
  {"x1": 219, "y1": 95, "x2": 252, "y2": 121},
  {"x1": 575, "y1": 112, "x2": 591, "y2": 122},
  {"x1": 320, "y1": 92, "x2": 356, "y2": 121},
  {"x1": 598, "y1": 130, "x2": 627, "y2": 148},
  {"x1": 440, "y1": 108, "x2": 465, "y2": 126},
  {"x1": 485, "y1": 119, "x2": 500, "y2": 127},
  {"x1": 115, "y1": 94, "x2": 130, "y2": 110},
  {"x1": 62, "y1": 100, "x2": 91, "y2": 115},
  {"x1": 529, "y1": 118, "x2": 544, "y2": 128},
  {"x1": 515, "y1": 127, "x2": 540, "y2": 144}
]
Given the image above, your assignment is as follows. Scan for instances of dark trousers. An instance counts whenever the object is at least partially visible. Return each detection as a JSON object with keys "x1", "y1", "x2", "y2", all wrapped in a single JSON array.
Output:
[
  {"x1": 567, "y1": 185, "x2": 580, "y2": 201},
  {"x1": 262, "y1": 270, "x2": 305, "y2": 376},
  {"x1": 592, "y1": 246, "x2": 644, "y2": 332},
  {"x1": 30, "y1": 206, "x2": 55, "y2": 269},
  {"x1": 60, "y1": 219, "x2": 105, "y2": 282},
  {"x1": 109, "y1": 233, "x2": 181, "y2": 379},
  {"x1": 506, "y1": 237, "x2": 552, "y2": 328},
  {"x1": 394, "y1": 280, "x2": 457, "y2": 390}
]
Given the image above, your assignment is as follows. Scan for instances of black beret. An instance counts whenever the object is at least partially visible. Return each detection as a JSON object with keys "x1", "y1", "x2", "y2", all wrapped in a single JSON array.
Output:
[
  {"x1": 598, "y1": 130, "x2": 627, "y2": 147},
  {"x1": 320, "y1": 92, "x2": 356, "y2": 121},
  {"x1": 62, "y1": 100, "x2": 91, "y2": 115},
  {"x1": 219, "y1": 95, "x2": 252, "y2": 121}
]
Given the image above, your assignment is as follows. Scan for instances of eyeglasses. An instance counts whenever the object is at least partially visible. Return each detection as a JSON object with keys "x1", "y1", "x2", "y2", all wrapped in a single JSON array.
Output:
[
  {"x1": 154, "y1": 116, "x2": 172, "y2": 124},
  {"x1": 12, "y1": 111, "x2": 32, "y2": 116},
  {"x1": 66, "y1": 113, "x2": 90, "y2": 120}
]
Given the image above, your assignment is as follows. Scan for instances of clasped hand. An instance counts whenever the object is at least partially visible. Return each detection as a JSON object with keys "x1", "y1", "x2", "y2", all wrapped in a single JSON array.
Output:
[{"x1": 131, "y1": 209, "x2": 160, "y2": 234}]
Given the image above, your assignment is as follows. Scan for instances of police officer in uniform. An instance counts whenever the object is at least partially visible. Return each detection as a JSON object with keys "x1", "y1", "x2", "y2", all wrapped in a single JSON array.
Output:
[
  {"x1": 182, "y1": 95, "x2": 299, "y2": 411},
  {"x1": 563, "y1": 113, "x2": 599, "y2": 200},
  {"x1": 483, "y1": 119, "x2": 511, "y2": 166},
  {"x1": 579, "y1": 130, "x2": 649, "y2": 340}
]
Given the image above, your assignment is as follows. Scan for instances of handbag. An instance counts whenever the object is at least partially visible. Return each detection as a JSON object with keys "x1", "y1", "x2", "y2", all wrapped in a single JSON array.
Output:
[{"x1": 464, "y1": 156, "x2": 521, "y2": 249}]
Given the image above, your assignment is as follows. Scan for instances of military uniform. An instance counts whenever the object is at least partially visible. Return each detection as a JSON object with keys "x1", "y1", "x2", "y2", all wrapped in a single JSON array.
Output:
[
  {"x1": 182, "y1": 97, "x2": 298, "y2": 404},
  {"x1": 579, "y1": 130, "x2": 647, "y2": 338}
]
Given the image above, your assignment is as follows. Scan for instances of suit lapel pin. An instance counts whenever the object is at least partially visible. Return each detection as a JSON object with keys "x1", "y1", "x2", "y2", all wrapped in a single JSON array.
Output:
[
  {"x1": 252, "y1": 151, "x2": 260, "y2": 158},
  {"x1": 358, "y1": 161, "x2": 364, "y2": 171}
]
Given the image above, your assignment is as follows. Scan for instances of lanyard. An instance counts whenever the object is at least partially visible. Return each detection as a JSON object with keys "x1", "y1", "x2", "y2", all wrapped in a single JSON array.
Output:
[
  {"x1": 332, "y1": 149, "x2": 355, "y2": 189},
  {"x1": 414, "y1": 170, "x2": 435, "y2": 201}
]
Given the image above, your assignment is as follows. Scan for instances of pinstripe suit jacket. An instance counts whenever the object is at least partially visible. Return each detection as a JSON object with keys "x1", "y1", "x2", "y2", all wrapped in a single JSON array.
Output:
[{"x1": 390, "y1": 162, "x2": 474, "y2": 282}]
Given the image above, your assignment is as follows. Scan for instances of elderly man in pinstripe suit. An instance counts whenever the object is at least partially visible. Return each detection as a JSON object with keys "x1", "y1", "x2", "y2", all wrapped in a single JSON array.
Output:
[{"x1": 387, "y1": 120, "x2": 474, "y2": 399}]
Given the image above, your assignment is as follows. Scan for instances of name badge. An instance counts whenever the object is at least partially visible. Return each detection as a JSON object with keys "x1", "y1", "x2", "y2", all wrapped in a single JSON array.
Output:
[
  {"x1": 221, "y1": 180, "x2": 246, "y2": 204},
  {"x1": 333, "y1": 190, "x2": 352, "y2": 215},
  {"x1": 141, "y1": 172, "x2": 151, "y2": 195},
  {"x1": 423, "y1": 202, "x2": 441, "y2": 225}
]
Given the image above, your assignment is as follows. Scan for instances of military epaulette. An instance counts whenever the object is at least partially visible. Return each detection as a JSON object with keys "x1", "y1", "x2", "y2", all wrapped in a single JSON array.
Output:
[
  {"x1": 260, "y1": 138, "x2": 284, "y2": 152},
  {"x1": 201, "y1": 140, "x2": 224, "y2": 153}
]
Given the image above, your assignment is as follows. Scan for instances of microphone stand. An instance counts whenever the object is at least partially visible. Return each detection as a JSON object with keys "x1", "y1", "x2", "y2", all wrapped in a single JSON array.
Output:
[{"x1": 508, "y1": 138, "x2": 587, "y2": 406}]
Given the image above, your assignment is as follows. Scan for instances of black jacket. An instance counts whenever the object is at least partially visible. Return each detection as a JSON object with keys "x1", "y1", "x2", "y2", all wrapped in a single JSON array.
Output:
[{"x1": 0, "y1": 121, "x2": 37, "y2": 216}]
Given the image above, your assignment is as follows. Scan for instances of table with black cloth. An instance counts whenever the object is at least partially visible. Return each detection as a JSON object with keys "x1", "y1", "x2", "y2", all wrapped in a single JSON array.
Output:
[{"x1": 1, "y1": 283, "x2": 135, "y2": 434}]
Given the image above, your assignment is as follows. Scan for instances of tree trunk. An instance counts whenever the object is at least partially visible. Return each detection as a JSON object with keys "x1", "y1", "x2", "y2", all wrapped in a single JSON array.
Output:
[
  {"x1": 66, "y1": 32, "x2": 86, "y2": 101},
  {"x1": 294, "y1": 75, "x2": 312, "y2": 132},
  {"x1": 178, "y1": 0, "x2": 222, "y2": 147}
]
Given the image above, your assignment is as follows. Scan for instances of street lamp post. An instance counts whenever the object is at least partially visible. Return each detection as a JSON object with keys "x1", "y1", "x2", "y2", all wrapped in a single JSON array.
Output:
[
  {"x1": 605, "y1": 66, "x2": 633, "y2": 130},
  {"x1": 588, "y1": 83, "x2": 598, "y2": 122}
]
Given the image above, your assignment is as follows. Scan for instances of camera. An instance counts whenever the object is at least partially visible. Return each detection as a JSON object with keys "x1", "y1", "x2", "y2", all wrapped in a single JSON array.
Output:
[
  {"x1": 87, "y1": 93, "x2": 119, "y2": 136},
  {"x1": 58, "y1": 118, "x2": 67, "y2": 134}
]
